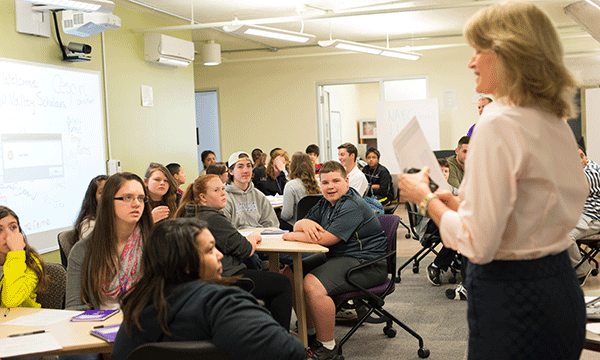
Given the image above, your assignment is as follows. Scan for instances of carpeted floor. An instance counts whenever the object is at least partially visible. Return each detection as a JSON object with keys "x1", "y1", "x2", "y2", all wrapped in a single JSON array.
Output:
[{"x1": 334, "y1": 257, "x2": 469, "y2": 360}]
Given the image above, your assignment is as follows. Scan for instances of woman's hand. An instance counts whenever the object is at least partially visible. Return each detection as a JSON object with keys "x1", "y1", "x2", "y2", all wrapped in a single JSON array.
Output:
[
  {"x1": 151, "y1": 205, "x2": 170, "y2": 223},
  {"x1": 274, "y1": 156, "x2": 286, "y2": 172},
  {"x1": 397, "y1": 167, "x2": 434, "y2": 205},
  {"x1": 435, "y1": 189, "x2": 460, "y2": 211},
  {"x1": 7, "y1": 229, "x2": 26, "y2": 252}
]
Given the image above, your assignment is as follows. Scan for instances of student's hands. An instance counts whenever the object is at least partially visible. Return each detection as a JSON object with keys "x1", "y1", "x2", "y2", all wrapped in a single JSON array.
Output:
[
  {"x1": 151, "y1": 205, "x2": 170, "y2": 223},
  {"x1": 246, "y1": 231, "x2": 262, "y2": 256},
  {"x1": 293, "y1": 219, "x2": 325, "y2": 242},
  {"x1": 274, "y1": 156, "x2": 286, "y2": 172},
  {"x1": 6, "y1": 230, "x2": 26, "y2": 252},
  {"x1": 371, "y1": 184, "x2": 380, "y2": 190},
  {"x1": 398, "y1": 167, "x2": 433, "y2": 205},
  {"x1": 435, "y1": 190, "x2": 460, "y2": 211}
]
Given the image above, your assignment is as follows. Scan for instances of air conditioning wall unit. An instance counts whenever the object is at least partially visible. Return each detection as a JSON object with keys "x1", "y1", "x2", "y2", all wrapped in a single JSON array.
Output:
[{"x1": 144, "y1": 33, "x2": 195, "y2": 67}]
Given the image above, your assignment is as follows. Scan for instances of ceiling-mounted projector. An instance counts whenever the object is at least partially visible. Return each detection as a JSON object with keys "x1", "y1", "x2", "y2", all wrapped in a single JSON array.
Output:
[{"x1": 62, "y1": 10, "x2": 121, "y2": 37}]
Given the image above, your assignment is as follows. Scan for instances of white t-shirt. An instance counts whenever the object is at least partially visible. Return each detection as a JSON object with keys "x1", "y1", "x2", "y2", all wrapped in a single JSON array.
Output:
[{"x1": 347, "y1": 165, "x2": 368, "y2": 196}]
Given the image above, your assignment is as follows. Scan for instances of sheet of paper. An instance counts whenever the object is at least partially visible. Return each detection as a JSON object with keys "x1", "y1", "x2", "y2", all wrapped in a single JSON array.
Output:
[
  {"x1": 587, "y1": 322, "x2": 600, "y2": 334},
  {"x1": 392, "y1": 116, "x2": 450, "y2": 191},
  {"x1": 0, "y1": 332, "x2": 62, "y2": 358},
  {"x1": 2, "y1": 309, "x2": 81, "y2": 326}
]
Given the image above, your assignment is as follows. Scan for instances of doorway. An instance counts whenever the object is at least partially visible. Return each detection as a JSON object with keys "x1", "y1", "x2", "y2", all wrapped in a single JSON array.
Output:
[{"x1": 195, "y1": 90, "x2": 221, "y2": 170}]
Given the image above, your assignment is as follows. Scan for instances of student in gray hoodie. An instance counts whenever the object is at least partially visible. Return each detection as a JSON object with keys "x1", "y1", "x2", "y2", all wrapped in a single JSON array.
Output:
[{"x1": 222, "y1": 151, "x2": 279, "y2": 229}]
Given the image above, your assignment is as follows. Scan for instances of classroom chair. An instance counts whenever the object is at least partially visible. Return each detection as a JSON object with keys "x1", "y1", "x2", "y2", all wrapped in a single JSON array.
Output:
[
  {"x1": 127, "y1": 340, "x2": 233, "y2": 360},
  {"x1": 331, "y1": 214, "x2": 430, "y2": 359},
  {"x1": 37, "y1": 263, "x2": 67, "y2": 309},
  {"x1": 575, "y1": 232, "x2": 600, "y2": 278},
  {"x1": 57, "y1": 229, "x2": 77, "y2": 268},
  {"x1": 296, "y1": 194, "x2": 323, "y2": 220}
]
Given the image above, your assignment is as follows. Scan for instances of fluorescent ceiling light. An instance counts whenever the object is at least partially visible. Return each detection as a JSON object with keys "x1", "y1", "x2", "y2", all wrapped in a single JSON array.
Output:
[
  {"x1": 223, "y1": 24, "x2": 316, "y2": 44},
  {"x1": 565, "y1": 1, "x2": 600, "y2": 43},
  {"x1": 19, "y1": 0, "x2": 115, "y2": 13},
  {"x1": 585, "y1": 0, "x2": 600, "y2": 10},
  {"x1": 318, "y1": 39, "x2": 421, "y2": 60}
]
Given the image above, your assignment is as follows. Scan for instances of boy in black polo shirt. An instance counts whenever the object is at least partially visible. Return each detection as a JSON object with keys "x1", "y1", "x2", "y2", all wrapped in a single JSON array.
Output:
[{"x1": 283, "y1": 161, "x2": 387, "y2": 360}]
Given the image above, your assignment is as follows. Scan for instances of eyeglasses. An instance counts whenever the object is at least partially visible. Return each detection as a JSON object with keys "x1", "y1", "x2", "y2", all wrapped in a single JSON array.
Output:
[{"x1": 114, "y1": 195, "x2": 148, "y2": 203}]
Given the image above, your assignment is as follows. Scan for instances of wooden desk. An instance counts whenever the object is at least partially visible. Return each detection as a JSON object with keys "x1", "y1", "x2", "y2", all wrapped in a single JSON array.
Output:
[
  {"x1": 256, "y1": 233, "x2": 328, "y2": 347},
  {"x1": 0, "y1": 307, "x2": 122, "y2": 357},
  {"x1": 584, "y1": 289, "x2": 600, "y2": 352}
]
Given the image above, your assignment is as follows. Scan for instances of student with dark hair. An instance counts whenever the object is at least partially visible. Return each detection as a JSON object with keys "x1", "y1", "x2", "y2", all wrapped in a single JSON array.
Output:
[
  {"x1": 144, "y1": 162, "x2": 179, "y2": 223},
  {"x1": 257, "y1": 149, "x2": 289, "y2": 196},
  {"x1": 252, "y1": 148, "x2": 267, "y2": 186},
  {"x1": 305, "y1": 144, "x2": 322, "y2": 174},
  {"x1": 206, "y1": 162, "x2": 229, "y2": 184},
  {"x1": 111, "y1": 218, "x2": 305, "y2": 360},
  {"x1": 199, "y1": 150, "x2": 217, "y2": 176},
  {"x1": 0, "y1": 206, "x2": 48, "y2": 308},
  {"x1": 467, "y1": 97, "x2": 493, "y2": 136},
  {"x1": 166, "y1": 163, "x2": 186, "y2": 196},
  {"x1": 174, "y1": 175, "x2": 294, "y2": 329},
  {"x1": 362, "y1": 148, "x2": 394, "y2": 206},
  {"x1": 446, "y1": 136, "x2": 470, "y2": 188},
  {"x1": 337, "y1": 142, "x2": 368, "y2": 196},
  {"x1": 66, "y1": 172, "x2": 154, "y2": 311},
  {"x1": 74, "y1": 175, "x2": 109, "y2": 243}
]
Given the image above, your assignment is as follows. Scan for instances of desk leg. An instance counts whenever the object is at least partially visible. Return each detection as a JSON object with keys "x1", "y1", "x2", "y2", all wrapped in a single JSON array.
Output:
[
  {"x1": 267, "y1": 253, "x2": 280, "y2": 273},
  {"x1": 293, "y1": 253, "x2": 308, "y2": 347}
]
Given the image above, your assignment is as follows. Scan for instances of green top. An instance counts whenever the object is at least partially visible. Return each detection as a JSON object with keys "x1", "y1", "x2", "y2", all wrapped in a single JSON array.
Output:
[{"x1": 446, "y1": 155, "x2": 465, "y2": 189}]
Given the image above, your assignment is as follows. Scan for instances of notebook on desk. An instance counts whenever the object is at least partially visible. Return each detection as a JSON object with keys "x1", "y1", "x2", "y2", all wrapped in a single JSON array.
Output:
[
  {"x1": 89, "y1": 324, "x2": 120, "y2": 343},
  {"x1": 71, "y1": 309, "x2": 120, "y2": 322},
  {"x1": 586, "y1": 296, "x2": 600, "y2": 320}
]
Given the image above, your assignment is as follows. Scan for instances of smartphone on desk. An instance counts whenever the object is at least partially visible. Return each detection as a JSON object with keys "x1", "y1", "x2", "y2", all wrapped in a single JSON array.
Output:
[{"x1": 403, "y1": 167, "x2": 439, "y2": 193}]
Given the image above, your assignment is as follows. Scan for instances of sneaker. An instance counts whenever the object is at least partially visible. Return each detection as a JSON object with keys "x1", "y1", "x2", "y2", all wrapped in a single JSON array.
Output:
[
  {"x1": 306, "y1": 341, "x2": 342, "y2": 360},
  {"x1": 335, "y1": 308, "x2": 357, "y2": 321},
  {"x1": 579, "y1": 268, "x2": 593, "y2": 286},
  {"x1": 427, "y1": 263, "x2": 442, "y2": 286},
  {"x1": 446, "y1": 284, "x2": 467, "y2": 300}
]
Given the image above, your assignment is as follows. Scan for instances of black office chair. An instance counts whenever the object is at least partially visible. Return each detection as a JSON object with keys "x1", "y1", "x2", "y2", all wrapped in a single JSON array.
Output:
[
  {"x1": 127, "y1": 341, "x2": 233, "y2": 360},
  {"x1": 331, "y1": 215, "x2": 430, "y2": 359},
  {"x1": 296, "y1": 194, "x2": 323, "y2": 220},
  {"x1": 57, "y1": 229, "x2": 77, "y2": 268},
  {"x1": 37, "y1": 263, "x2": 67, "y2": 309},
  {"x1": 575, "y1": 232, "x2": 600, "y2": 277}
]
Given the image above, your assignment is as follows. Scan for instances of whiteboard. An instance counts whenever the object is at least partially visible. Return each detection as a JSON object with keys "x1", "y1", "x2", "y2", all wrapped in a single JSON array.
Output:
[
  {"x1": 376, "y1": 99, "x2": 440, "y2": 174},
  {"x1": 0, "y1": 58, "x2": 106, "y2": 253}
]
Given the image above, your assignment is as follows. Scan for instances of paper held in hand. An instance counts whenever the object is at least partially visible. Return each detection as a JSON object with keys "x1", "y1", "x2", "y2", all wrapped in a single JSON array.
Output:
[{"x1": 392, "y1": 116, "x2": 450, "y2": 192}]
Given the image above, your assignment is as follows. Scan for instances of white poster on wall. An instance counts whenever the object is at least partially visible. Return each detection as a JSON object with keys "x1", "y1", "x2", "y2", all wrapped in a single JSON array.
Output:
[{"x1": 376, "y1": 99, "x2": 440, "y2": 174}]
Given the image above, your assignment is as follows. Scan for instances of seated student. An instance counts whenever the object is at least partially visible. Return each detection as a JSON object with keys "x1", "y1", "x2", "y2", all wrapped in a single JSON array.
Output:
[
  {"x1": 111, "y1": 218, "x2": 305, "y2": 360},
  {"x1": 73, "y1": 175, "x2": 108, "y2": 243},
  {"x1": 425, "y1": 159, "x2": 460, "y2": 287},
  {"x1": 567, "y1": 146, "x2": 600, "y2": 285},
  {"x1": 166, "y1": 163, "x2": 187, "y2": 196},
  {"x1": 281, "y1": 152, "x2": 321, "y2": 229},
  {"x1": 282, "y1": 161, "x2": 387, "y2": 359},
  {"x1": 223, "y1": 151, "x2": 279, "y2": 230},
  {"x1": 66, "y1": 172, "x2": 154, "y2": 311},
  {"x1": 337, "y1": 142, "x2": 368, "y2": 196},
  {"x1": 257, "y1": 149, "x2": 289, "y2": 196},
  {"x1": 306, "y1": 144, "x2": 322, "y2": 174},
  {"x1": 252, "y1": 148, "x2": 267, "y2": 186},
  {"x1": 0, "y1": 206, "x2": 48, "y2": 308},
  {"x1": 174, "y1": 175, "x2": 294, "y2": 329},
  {"x1": 143, "y1": 162, "x2": 178, "y2": 223},
  {"x1": 446, "y1": 136, "x2": 470, "y2": 189},
  {"x1": 362, "y1": 148, "x2": 394, "y2": 206},
  {"x1": 199, "y1": 150, "x2": 217, "y2": 176},
  {"x1": 206, "y1": 162, "x2": 229, "y2": 184}
]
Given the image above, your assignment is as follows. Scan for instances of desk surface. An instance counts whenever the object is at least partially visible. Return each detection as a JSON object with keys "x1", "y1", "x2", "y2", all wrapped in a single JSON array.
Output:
[
  {"x1": 257, "y1": 234, "x2": 329, "y2": 254},
  {"x1": 0, "y1": 307, "x2": 122, "y2": 357}
]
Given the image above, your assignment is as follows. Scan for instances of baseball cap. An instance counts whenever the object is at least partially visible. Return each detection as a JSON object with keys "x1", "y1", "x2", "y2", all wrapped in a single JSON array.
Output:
[{"x1": 227, "y1": 151, "x2": 252, "y2": 168}]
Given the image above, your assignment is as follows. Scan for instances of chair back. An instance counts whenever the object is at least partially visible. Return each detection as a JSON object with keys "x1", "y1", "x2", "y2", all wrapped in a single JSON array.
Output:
[
  {"x1": 377, "y1": 214, "x2": 400, "y2": 275},
  {"x1": 296, "y1": 194, "x2": 323, "y2": 220},
  {"x1": 404, "y1": 202, "x2": 421, "y2": 239},
  {"x1": 36, "y1": 262, "x2": 67, "y2": 309},
  {"x1": 127, "y1": 341, "x2": 233, "y2": 360},
  {"x1": 57, "y1": 229, "x2": 78, "y2": 267}
]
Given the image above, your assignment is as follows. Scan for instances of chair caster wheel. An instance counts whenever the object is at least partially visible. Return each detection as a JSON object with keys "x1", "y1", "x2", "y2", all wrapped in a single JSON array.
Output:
[
  {"x1": 412, "y1": 264, "x2": 419, "y2": 274},
  {"x1": 592, "y1": 269, "x2": 599, "y2": 276},
  {"x1": 395, "y1": 277, "x2": 401, "y2": 283},
  {"x1": 405, "y1": 233, "x2": 411, "y2": 238},
  {"x1": 383, "y1": 326, "x2": 396, "y2": 338},
  {"x1": 418, "y1": 347, "x2": 430, "y2": 358}
]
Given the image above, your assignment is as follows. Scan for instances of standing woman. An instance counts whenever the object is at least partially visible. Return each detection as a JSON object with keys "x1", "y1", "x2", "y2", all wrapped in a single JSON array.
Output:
[
  {"x1": 174, "y1": 175, "x2": 294, "y2": 330},
  {"x1": 398, "y1": 3, "x2": 587, "y2": 359},
  {"x1": 362, "y1": 148, "x2": 394, "y2": 206},
  {"x1": 143, "y1": 162, "x2": 178, "y2": 223},
  {"x1": 280, "y1": 152, "x2": 321, "y2": 228},
  {"x1": 257, "y1": 149, "x2": 289, "y2": 196},
  {"x1": 66, "y1": 172, "x2": 154, "y2": 310},
  {"x1": 0, "y1": 206, "x2": 47, "y2": 308},
  {"x1": 111, "y1": 218, "x2": 305, "y2": 360}
]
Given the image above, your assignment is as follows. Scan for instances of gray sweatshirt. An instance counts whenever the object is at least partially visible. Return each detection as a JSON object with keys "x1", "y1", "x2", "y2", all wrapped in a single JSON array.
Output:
[{"x1": 223, "y1": 182, "x2": 279, "y2": 229}]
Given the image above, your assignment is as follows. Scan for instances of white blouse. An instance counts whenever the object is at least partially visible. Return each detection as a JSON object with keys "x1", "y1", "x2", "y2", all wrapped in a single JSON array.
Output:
[{"x1": 440, "y1": 99, "x2": 588, "y2": 264}]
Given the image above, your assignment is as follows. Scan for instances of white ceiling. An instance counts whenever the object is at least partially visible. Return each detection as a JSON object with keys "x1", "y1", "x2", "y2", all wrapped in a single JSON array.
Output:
[{"x1": 117, "y1": 0, "x2": 596, "y2": 61}]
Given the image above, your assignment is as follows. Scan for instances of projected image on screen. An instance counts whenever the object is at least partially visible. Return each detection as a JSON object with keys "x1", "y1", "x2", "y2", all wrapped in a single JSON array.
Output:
[{"x1": 0, "y1": 58, "x2": 106, "y2": 252}]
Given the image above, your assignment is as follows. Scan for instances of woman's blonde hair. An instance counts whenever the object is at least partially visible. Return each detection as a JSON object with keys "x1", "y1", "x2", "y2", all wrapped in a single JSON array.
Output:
[
  {"x1": 463, "y1": 1, "x2": 578, "y2": 119},
  {"x1": 266, "y1": 149, "x2": 290, "y2": 179}
]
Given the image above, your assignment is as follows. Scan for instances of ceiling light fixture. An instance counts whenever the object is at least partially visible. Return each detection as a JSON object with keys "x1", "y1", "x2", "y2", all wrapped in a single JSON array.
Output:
[
  {"x1": 318, "y1": 39, "x2": 421, "y2": 60},
  {"x1": 223, "y1": 23, "x2": 316, "y2": 44},
  {"x1": 565, "y1": 1, "x2": 600, "y2": 43},
  {"x1": 585, "y1": 0, "x2": 600, "y2": 10},
  {"x1": 202, "y1": 41, "x2": 221, "y2": 66},
  {"x1": 19, "y1": 0, "x2": 115, "y2": 13}
]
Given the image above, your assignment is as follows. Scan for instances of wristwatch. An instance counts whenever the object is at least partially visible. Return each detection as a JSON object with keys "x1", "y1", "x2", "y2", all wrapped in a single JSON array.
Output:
[{"x1": 418, "y1": 193, "x2": 438, "y2": 217}]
